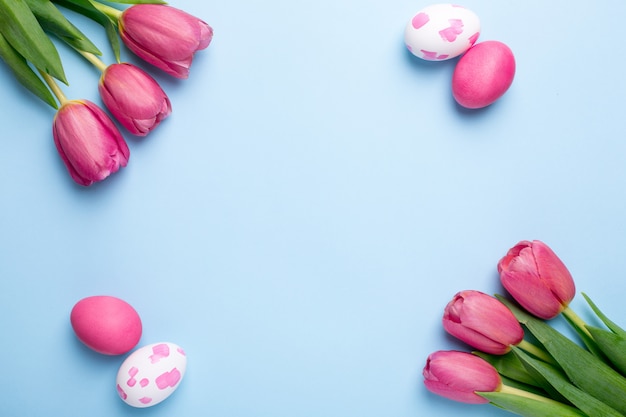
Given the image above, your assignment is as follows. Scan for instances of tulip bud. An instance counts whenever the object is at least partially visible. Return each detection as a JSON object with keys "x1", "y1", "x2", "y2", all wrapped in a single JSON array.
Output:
[
  {"x1": 443, "y1": 290, "x2": 524, "y2": 355},
  {"x1": 497, "y1": 240, "x2": 575, "y2": 320},
  {"x1": 118, "y1": 5, "x2": 213, "y2": 78},
  {"x1": 53, "y1": 100, "x2": 129, "y2": 186},
  {"x1": 423, "y1": 350, "x2": 502, "y2": 404},
  {"x1": 99, "y1": 63, "x2": 172, "y2": 136}
]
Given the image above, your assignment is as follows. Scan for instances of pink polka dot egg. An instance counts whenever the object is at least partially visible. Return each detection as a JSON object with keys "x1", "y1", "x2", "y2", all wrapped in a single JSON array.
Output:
[
  {"x1": 405, "y1": 4, "x2": 480, "y2": 61},
  {"x1": 116, "y1": 342, "x2": 187, "y2": 408}
]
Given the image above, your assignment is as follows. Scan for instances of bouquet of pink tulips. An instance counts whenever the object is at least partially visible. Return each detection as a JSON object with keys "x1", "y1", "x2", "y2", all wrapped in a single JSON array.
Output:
[
  {"x1": 0, "y1": 0, "x2": 213, "y2": 186},
  {"x1": 424, "y1": 240, "x2": 626, "y2": 417}
]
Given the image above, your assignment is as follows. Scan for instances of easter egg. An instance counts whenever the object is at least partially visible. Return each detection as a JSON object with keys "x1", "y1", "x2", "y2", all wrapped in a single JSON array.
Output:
[
  {"x1": 452, "y1": 40, "x2": 516, "y2": 109},
  {"x1": 70, "y1": 295, "x2": 142, "y2": 355},
  {"x1": 405, "y1": 4, "x2": 480, "y2": 61},
  {"x1": 116, "y1": 342, "x2": 187, "y2": 408}
]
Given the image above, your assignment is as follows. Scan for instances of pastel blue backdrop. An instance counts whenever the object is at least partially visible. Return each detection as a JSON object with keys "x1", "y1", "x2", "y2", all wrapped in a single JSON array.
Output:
[{"x1": 2, "y1": 1, "x2": 626, "y2": 416}]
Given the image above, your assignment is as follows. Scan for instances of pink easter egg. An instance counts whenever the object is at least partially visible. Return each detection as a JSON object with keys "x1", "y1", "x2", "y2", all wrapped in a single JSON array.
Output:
[
  {"x1": 404, "y1": 4, "x2": 481, "y2": 61},
  {"x1": 116, "y1": 342, "x2": 187, "y2": 408},
  {"x1": 452, "y1": 40, "x2": 516, "y2": 109},
  {"x1": 70, "y1": 295, "x2": 142, "y2": 355}
]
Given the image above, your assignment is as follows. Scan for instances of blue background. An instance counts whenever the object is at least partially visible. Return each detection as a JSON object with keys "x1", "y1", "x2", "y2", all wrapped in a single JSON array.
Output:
[{"x1": 2, "y1": 0, "x2": 626, "y2": 416}]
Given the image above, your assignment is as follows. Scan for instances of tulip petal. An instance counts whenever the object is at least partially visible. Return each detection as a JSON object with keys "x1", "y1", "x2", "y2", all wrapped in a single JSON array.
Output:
[
  {"x1": 118, "y1": 5, "x2": 212, "y2": 78},
  {"x1": 121, "y1": 5, "x2": 203, "y2": 60},
  {"x1": 53, "y1": 100, "x2": 129, "y2": 186},
  {"x1": 120, "y1": 32, "x2": 191, "y2": 78},
  {"x1": 444, "y1": 320, "x2": 509, "y2": 354},
  {"x1": 443, "y1": 291, "x2": 524, "y2": 354},
  {"x1": 100, "y1": 64, "x2": 171, "y2": 135},
  {"x1": 532, "y1": 241, "x2": 576, "y2": 306},
  {"x1": 498, "y1": 242, "x2": 568, "y2": 319},
  {"x1": 423, "y1": 351, "x2": 500, "y2": 404},
  {"x1": 197, "y1": 22, "x2": 214, "y2": 50}
]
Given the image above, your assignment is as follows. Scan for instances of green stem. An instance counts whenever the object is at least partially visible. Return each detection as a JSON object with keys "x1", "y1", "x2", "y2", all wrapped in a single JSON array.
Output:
[
  {"x1": 562, "y1": 306, "x2": 593, "y2": 340},
  {"x1": 499, "y1": 383, "x2": 558, "y2": 404},
  {"x1": 517, "y1": 340, "x2": 557, "y2": 365},
  {"x1": 89, "y1": 0, "x2": 122, "y2": 21},
  {"x1": 78, "y1": 50, "x2": 108, "y2": 72},
  {"x1": 39, "y1": 70, "x2": 67, "y2": 106}
]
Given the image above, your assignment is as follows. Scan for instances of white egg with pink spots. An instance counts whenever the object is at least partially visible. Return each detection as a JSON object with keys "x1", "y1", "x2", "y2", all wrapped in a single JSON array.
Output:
[
  {"x1": 405, "y1": 4, "x2": 480, "y2": 61},
  {"x1": 116, "y1": 342, "x2": 187, "y2": 408}
]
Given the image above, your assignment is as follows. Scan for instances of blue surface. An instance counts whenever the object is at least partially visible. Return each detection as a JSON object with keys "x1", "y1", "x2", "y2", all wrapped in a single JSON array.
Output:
[{"x1": 2, "y1": 1, "x2": 626, "y2": 416}]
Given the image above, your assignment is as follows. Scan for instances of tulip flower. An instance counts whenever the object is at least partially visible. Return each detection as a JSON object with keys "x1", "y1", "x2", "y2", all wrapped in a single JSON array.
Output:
[
  {"x1": 423, "y1": 350, "x2": 502, "y2": 404},
  {"x1": 424, "y1": 350, "x2": 592, "y2": 416},
  {"x1": 118, "y1": 4, "x2": 213, "y2": 78},
  {"x1": 497, "y1": 240, "x2": 575, "y2": 320},
  {"x1": 53, "y1": 100, "x2": 130, "y2": 186},
  {"x1": 443, "y1": 290, "x2": 524, "y2": 355},
  {"x1": 99, "y1": 63, "x2": 171, "y2": 136}
]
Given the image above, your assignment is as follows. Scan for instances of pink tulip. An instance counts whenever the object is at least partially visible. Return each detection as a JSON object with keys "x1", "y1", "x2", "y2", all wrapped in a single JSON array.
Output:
[
  {"x1": 443, "y1": 290, "x2": 524, "y2": 355},
  {"x1": 118, "y1": 4, "x2": 213, "y2": 78},
  {"x1": 99, "y1": 63, "x2": 171, "y2": 136},
  {"x1": 53, "y1": 100, "x2": 129, "y2": 186},
  {"x1": 497, "y1": 240, "x2": 575, "y2": 320},
  {"x1": 423, "y1": 350, "x2": 501, "y2": 404}
]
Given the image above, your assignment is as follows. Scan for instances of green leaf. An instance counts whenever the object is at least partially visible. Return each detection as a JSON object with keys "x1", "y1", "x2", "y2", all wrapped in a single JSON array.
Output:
[
  {"x1": 474, "y1": 351, "x2": 545, "y2": 388},
  {"x1": 476, "y1": 346, "x2": 575, "y2": 405},
  {"x1": 0, "y1": 33, "x2": 57, "y2": 108},
  {"x1": 586, "y1": 326, "x2": 626, "y2": 376},
  {"x1": 52, "y1": 0, "x2": 111, "y2": 24},
  {"x1": 26, "y1": 0, "x2": 101, "y2": 55},
  {"x1": 582, "y1": 293, "x2": 626, "y2": 337},
  {"x1": 0, "y1": 0, "x2": 66, "y2": 82},
  {"x1": 513, "y1": 347, "x2": 625, "y2": 417},
  {"x1": 479, "y1": 390, "x2": 587, "y2": 417},
  {"x1": 104, "y1": 19, "x2": 121, "y2": 62},
  {"x1": 52, "y1": 0, "x2": 121, "y2": 61},
  {"x1": 498, "y1": 295, "x2": 626, "y2": 415}
]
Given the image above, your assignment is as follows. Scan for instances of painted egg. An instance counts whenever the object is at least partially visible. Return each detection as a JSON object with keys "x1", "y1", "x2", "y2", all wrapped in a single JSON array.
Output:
[
  {"x1": 405, "y1": 4, "x2": 480, "y2": 61},
  {"x1": 116, "y1": 342, "x2": 187, "y2": 408},
  {"x1": 452, "y1": 40, "x2": 516, "y2": 109},
  {"x1": 70, "y1": 295, "x2": 142, "y2": 355}
]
